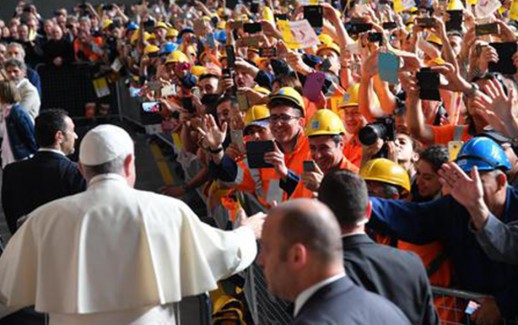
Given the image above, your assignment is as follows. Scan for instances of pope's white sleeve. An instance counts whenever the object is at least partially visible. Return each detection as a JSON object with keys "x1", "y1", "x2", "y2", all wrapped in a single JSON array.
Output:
[{"x1": 230, "y1": 226, "x2": 258, "y2": 273}]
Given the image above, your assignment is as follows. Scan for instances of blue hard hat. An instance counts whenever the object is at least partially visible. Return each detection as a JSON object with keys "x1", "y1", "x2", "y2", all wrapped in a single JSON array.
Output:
[
  {"x1": 126, "y1": 22, "x2": 139, "y2": 31},
  {"x1": 160, "y1": 42, "x2": 178, "y2": 55},
  {"x1": 214, "y1": 30, "x2": 227, "y2": 43},
  {"x1": 455, "y1": 137, "x2": 511, "y2": 173}
]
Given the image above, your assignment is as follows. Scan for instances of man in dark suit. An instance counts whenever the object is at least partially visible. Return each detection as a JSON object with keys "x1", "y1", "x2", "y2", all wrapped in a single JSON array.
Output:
[
  {"x1": 318, "y1": 170, "x2": 439, "y2": 325},
  {"x1": 258, "y1": 199, "x2": 410, "y2": 325},
  {"x1": 2, "y1": 109, "x2": 86, "y2": 234}
]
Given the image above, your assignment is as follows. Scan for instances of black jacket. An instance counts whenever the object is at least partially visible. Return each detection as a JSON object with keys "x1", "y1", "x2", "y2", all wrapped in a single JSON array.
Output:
[
  {"x1": 342, "y1": 234, "x2": 439, "y2": 325},
  {"x1": 2, "y1": 150, "x2": 86, "y2": 234}
]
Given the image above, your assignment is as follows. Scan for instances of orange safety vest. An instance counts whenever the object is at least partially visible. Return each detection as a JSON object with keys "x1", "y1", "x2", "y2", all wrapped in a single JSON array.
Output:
[
  {"x1": 222, "y1": 133, "x2": 311, "y2": 208},
  {"x1": 290, "y1": 157, "x2": 359, "y2": 199},
  {"x1": 373, "y1": 233, "x2": 459, "y2": 324},
  {"x1": 343, "y1": 135, "x2": 363, "y2": 168}
]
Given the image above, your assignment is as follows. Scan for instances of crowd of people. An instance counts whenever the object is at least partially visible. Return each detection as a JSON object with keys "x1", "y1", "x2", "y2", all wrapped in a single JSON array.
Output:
[{"x1": 0, "y1": 0, "x2": 518, "y2": 324}]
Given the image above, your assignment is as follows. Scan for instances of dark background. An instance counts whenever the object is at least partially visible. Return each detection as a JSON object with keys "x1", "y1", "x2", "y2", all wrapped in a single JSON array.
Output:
[{"x1": 0, "y1": 0, "x2": 140, "y2": 22}]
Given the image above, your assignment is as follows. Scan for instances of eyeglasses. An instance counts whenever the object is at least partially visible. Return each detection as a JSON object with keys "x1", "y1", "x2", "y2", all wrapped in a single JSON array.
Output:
[{"x1": 268, "y1": 114, "x2": 300, "y2": 123}]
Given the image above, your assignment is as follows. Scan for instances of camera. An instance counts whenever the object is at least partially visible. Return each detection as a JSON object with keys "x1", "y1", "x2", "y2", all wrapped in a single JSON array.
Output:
[{"x1": 358, "y1": 116, "x2": 396, "y2": 158}]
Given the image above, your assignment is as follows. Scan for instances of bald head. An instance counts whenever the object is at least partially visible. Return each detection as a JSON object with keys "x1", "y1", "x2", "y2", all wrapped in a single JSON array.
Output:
[{"x1": 270, "y1": 199, "x2": 343, "y2": 264}]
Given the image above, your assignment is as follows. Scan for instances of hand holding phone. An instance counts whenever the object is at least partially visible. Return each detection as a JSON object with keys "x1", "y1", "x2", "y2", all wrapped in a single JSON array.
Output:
[
  {"x1": 416, "y1": 68, "x2": 441, "y2": 101},
  {"x1": 303, "y1": 72, "x2": 326, "y2": 102},
  {"x1": 246, "y1": 140, "x2": 275, "y2": 168}
]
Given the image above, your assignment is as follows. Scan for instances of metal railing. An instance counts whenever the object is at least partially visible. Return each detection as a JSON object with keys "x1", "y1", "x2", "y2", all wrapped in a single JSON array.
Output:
[{"x1": 432, "y1": 287, "x2": 518, "y2": 325}]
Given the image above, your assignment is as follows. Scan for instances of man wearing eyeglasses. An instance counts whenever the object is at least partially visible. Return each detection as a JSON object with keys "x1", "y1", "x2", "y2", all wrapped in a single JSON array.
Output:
[{"x1": 205, "y1": 87, "x2": 310, "y2": 208}]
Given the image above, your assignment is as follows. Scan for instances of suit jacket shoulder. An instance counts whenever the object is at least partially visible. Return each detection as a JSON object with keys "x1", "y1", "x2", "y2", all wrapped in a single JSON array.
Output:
[
  {"x1": 342, "y1": 235, "x2": 438, "y2": 325},
  {"x1": 292, "y1": 277, "x2": 410, "y2": 325}
]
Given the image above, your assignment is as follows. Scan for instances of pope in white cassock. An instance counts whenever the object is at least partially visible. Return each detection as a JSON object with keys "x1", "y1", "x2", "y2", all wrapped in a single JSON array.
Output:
[{"x1": 0, "y1": 124, "x2": 265, "y2": 324}]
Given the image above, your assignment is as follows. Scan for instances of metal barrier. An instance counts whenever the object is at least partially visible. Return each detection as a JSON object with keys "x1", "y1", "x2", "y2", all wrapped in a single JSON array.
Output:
[
  {"x1": 432, "y1": 287, "x2": 518, "y2": 325},
  {"x1": 37, "y1": 63, "x2": 119, "y2": 118}
]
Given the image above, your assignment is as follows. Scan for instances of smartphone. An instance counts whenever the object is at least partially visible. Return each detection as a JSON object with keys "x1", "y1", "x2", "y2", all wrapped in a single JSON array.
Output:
[
  {"x1": 236, "y1": 91, "x2": 249, "y2": 111},
  {"x1": 250, "y1": 1, "x2": 260, "y2": 13},
  {"x1": 350, "y1": 23, "x2": 373, "y2": 35},
  {"x1": 259, "y1": 47, "x2": 277, "y2": 58},
  {"x1": 225, "y1": 45, "x2": 236, "y2": 68},
  {"x1": 378, "y1": 52, "x2": 400, "y2": 84},
  {"x1": 464, "y1": 300, "x2": 481, "y2": 315},
  {"x1": 243, "y1": 23, "x2": 262, "y2": 34},
  {"x1": 416, "y1": 68, "x2": 441, "y2": 101},
  {"x1": 320, "y1": 58, "x2": 332, "y2": 72},
  {"x1": 382, "y1": 21, "x2": 397, "y2": 30},
  {"x1": 246, "y1": 140, "x2": 275, "y2": 168},
  {"x1": 416, "y1": 17, "x2": 435, "y2": 28},
  {"x1": 488, "y1": 42, "x2": 518, "y2": 75},
  {"x1": 103, "y1": 3, "x2": 114, "y2": 11},
  {"x1": 206, "y1": 32, "x2": 216, "y2": 49},
  {"x1": 368, "y1": 32, "x2": 383, "y2": 44},
  {"x1": 222, "y1": 68, "x2": 232, "y2": 79},
  {"x1": 448, "y1": 140, "x2": 464, "y2": 161},
  {"x1": 475, "y1": 23, "x2": 499, "y2": 36},
  {"x1": 228, "y1": 20, "x2": 244, "y2": 30},
  {"x1": 303, "y1": 71, "x2": 326, "y2": 102},
  {"x1": 141, "y1": 101, "x2": 160, "y2": 113},
  {"x1": 161, "y1": 85, "x2": 177, "y2": 97},
  {"x1": 446, "y1": 10, "x2": 463, "y2": 31},
  {"x1": 231, "y1": 130, "x2": 245, "y2": 151},
  {"x1": 129, "y1": 86, "x2": 141, "y2": 98},
  {"x1": 304, "y1": 5, "x2": 323, "y2": 28},
  {"x1": 303, "y1": 160, "x2": 316, "y2": 172},
  {"x1": 181, "y1": 97, "x2": 195, "y2": 113},
  {"x1": 275, "y1": 13, "x2": 288, "y2": 21}
]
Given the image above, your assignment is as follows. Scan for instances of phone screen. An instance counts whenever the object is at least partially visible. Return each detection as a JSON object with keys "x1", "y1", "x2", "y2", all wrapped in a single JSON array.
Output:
[
  {"x1": 243, "y1": 23, "x2": 262, "y2": 34},
  {"x1": 304, "y1": 5, "x2": 323, "y2": 28},
  {"x1": 488, "y1": 42, "x2": 518, "y2": 75},
  {"x1": 475, "y1": 23, "x2": 498, "y2": 36},
  {"x1": 142, "y1": 101, "x2": 160, "y2": 113},
  {"x1": 303, "y1": 160, "x2": 316, "y2": 172},
  {"x1": 259, "y1": 47, "x2": 277, "y2": 58}
]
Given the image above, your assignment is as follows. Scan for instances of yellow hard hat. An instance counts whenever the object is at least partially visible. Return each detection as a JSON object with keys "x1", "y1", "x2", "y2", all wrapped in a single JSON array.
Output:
[
  {"x1": 202, "y1": 16, "x2": 211, "y2": 21},
  {"x1": 316, "y1": 42, "x2": 340, "y2": 56},
  {"x1": 101, "y1": 19, "x2": 113, "y2": 30},
  {"x1": 253, "y1": 85, "x2": 271, "y2": 95},
  {"x1": 144, "y1": 44, "x2": 160, "y2": 55},
  {"x1": 155, "y1": 21, "x2": 169, "y2": 30},
  {"x1": 191, "y1": 65, "x2": 207, "y2": 77},
  {"x1": 269, "y1": 87, "x2": 305, "y2": 115},
  {"x1": 360, "y1": 158, "x2": 411, "y2": 192},
  {"x1": 217, "y1": 20, "x2": 226, "y2": 29},
  {"x1": 338, "y1": 84, "x2": 360, "y2": 108},
  {"x1": 427, "y1": 33, "x2": 443, "y2": 46},
  {"x1": 148, "y1": 33, "x2": 157, "y2": 40},
  {"x1": 166, "y1": 28, "x2": 179, "y2": 38},
  {"x1": 318, "y1": 33, "x2": 334, "y2": 46},
  {"x1": 244, "y1": 105, "x2": 270, "y2": 131},
  {"x1": 306, "y1": 109, "x2": 346, "y2": 137},
  {"x1": 165, "y1": 50, "x2": 189, "y2": 64}
]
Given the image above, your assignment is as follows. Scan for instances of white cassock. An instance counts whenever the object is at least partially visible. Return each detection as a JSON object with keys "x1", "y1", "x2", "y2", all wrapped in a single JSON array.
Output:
[{"x1": 0, "y1": 174, "x2": 257, "y2": 324}]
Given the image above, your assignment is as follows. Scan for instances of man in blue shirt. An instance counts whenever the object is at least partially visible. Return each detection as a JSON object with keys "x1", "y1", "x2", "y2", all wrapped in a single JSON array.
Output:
[{"x1": 368, "y1": 137, "x2": 518, "y2": 324}]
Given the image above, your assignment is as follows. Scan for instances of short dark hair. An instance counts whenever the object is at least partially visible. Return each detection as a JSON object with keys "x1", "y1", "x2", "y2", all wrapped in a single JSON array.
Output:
[
  {"x1": 419, "y1": 144, "x2": 448, "y2": 172},
  {"x1": 215, "y1": 94, "x2": 236, "y2": 109},
  {"x1": 35, "y1": 109, "x2": 69, "y2": 147},
  {"x1": 276, "y1": 201, "x2": 342, "y2": 263},
  {"x1": 309, "y1": 134, "x2": 343, "y2": 146},
  {"x1": 318, "y1": 170, "x2": 369, "y2": 228}
]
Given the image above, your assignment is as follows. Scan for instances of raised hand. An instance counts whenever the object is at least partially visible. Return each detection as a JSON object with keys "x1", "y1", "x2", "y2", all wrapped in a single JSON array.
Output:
[{"x1": 197, "y1": 114, "x2": 228, "y2": 150}]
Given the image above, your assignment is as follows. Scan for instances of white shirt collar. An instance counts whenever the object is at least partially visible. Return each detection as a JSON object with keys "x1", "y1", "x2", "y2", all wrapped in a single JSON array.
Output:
[
  {"x1": 38, "y1": 148, "x2": 66, "y2": 156},
  {"x1": 293, "y1": 273, "x2": 346, "y2": 317},
  {"x1": 88, "y1": 173, "x2": 128, "y2": 186}
]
